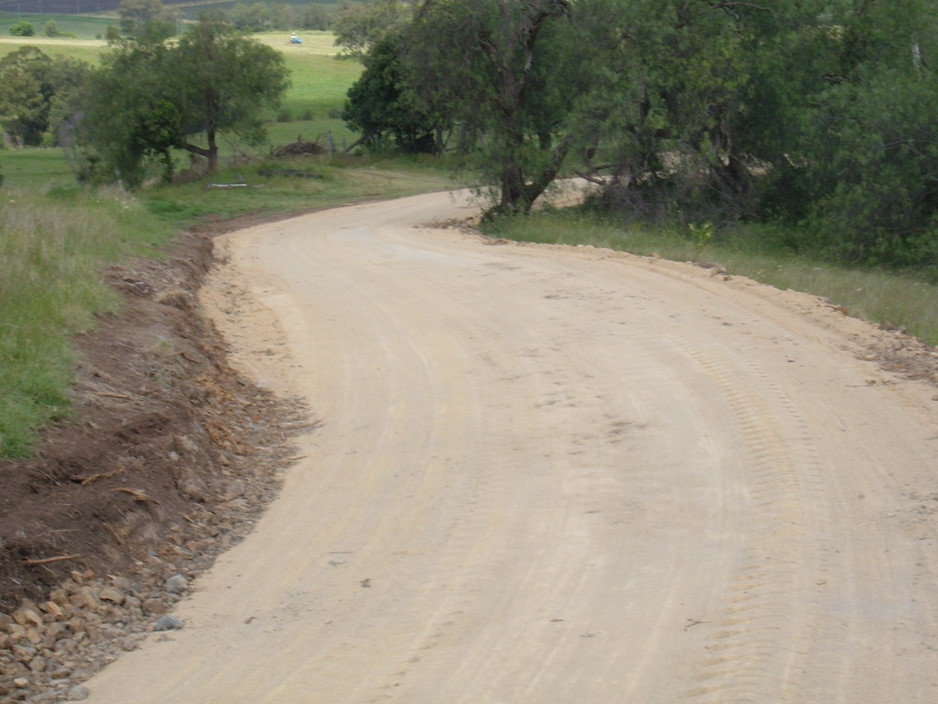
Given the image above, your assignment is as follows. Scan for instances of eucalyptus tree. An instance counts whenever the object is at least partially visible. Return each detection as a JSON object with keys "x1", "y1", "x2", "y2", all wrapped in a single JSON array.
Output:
[
  {"x1": 568, "y1": 0, "x2": 832, "y2": 223},
  {"x1": 405, "y1": 0, "x2": 588, "y2": 215},
  {"x1": 80, "y1": 19, "x2": 289, "y2": 186},
  {"x1": 0, "y1": 47, "x2": 90, "y2": 147}
]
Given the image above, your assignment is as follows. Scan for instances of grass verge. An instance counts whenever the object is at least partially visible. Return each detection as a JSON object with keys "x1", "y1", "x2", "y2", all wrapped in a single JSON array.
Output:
[
  {"x1": 481, "y1": 207, "x2": 938, "y2": 346},
  {"x1": 0, "y1": 153, "x2": 460, "y2": 458},
  {"x1": 0, "y1": 189, "x2": 177, "y2": 457}
]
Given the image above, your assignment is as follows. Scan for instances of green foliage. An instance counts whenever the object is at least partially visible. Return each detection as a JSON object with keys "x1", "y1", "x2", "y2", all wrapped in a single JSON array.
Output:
[
  {"x1": 43, "y1": 21, "x2": 62, "y2": 38},
  {"x1": 172, "y1": 20, "x2": 290, "y2": 168},
  {"x1": 0, "y1": 47, "x2": 50, "y2": 146},
  {"x1": 801, "y1": 73, "x2": 938, "y2": 268},
  {"x1": 775, "y1": 1, "x2": 938, "y2": 270},
  {"x1": 226, "y1": 2, "x2": 273, "y2": 31},
  {"x1": 80, "y1": 42, "x2": 178, "y2": 186},
  {"x1": 79, "y1": 19, "x2": 289, "y2": 184},
  {"x1": 343, "y1": 34, "x2": 444, "y2": 153},
  {"x1": 526, "y1": 0, "x2": 938, "y2": 271},
  {"x1": 570, "y1": 0, "x2": 822, "y2": 223},
  {"x1": 405, "y1": 0, "x2": 581, "y2": 215},
  {"x1": 333, "y1": 0, "x2": 411, "y2": 56},
  {"x1": 118, "y1": 0, "x2": 178, "y2": 42},
  {"x1": 0, "y1": 47, "x2": 91, "y2": 147},
  {"x1": 9, "y1": 20, "x2": 35, "y2": 37}
]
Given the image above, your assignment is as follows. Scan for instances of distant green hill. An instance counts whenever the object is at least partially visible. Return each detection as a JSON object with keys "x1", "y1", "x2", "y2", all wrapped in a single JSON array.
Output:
[{"x1": 0, "y1": 0, "x2": 338, "y2": 16}]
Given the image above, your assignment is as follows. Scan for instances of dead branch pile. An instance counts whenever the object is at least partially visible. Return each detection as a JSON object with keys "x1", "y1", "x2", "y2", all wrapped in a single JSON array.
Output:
[{"x1": 271, "y1": 136, "x2": 325, "y2": 157}]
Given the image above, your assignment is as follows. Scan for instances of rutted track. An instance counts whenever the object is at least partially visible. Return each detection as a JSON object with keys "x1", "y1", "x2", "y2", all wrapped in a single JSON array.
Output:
[{"x1": 82, "y1": 191, "x2": 938, "y2": 703}]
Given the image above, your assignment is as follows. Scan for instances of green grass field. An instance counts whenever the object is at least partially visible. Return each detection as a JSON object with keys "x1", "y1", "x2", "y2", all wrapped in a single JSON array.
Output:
[
  {"x1": 0, "y1": 35, "x2": 105, "y2": 61},
  {"x1": 0, "y1": 13, "x2": 116, "y2": 40},
  {"x1": 0, "y1": 31, "x2": 360, "y2": 190},
  {"x1": 277, "y1": 48, "x2": 362, "y2": 119}
]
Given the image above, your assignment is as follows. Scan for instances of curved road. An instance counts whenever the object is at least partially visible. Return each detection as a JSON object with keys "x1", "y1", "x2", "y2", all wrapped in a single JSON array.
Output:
[{"x1": 85, "y1": 191, "x2": 938, "y2": 702}]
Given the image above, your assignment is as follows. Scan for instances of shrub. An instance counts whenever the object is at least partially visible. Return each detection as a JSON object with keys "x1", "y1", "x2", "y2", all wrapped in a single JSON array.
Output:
[{"x1": 9, "y1": 20, "x2": 35, "y2": 36}]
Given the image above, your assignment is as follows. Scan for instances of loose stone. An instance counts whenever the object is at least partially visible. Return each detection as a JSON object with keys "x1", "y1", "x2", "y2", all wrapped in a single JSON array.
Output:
[
  {"x1": 65, "y1": 684, "x2": 90, "y2": 701},
  {"x1": 164, "y1": 575, "x2": 189, "y2": 595},
  {"x1": 153, "y1": 615, "x2": 183, "y2": 632}
]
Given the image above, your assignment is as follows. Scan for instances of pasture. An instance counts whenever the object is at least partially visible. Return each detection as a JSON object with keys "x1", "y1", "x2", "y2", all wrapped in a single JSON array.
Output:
[
  {"x1": 0, "y1": 30, "x2": 361, "y2": 190},
  {"x1": 0, "y1": 12, "x2": 115, "y2": 39}
]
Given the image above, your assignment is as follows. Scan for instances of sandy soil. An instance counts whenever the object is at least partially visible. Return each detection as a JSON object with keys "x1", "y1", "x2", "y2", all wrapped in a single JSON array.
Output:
[{"x1": 81, "y1": 191, "x2": 938, "y2": 702}]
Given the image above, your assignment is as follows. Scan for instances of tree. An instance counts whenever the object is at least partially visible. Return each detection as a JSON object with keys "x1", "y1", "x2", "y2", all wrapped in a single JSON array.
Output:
[
  {"x1": 0, "y1": 47, "x2": 50, "y2": 146},
  {"x1": 0, "y1": 47, "x2": 90, "y2": 147},
  {"x1": 334, "y1": 0, "x2": 412, "y2": 57},
  {"x1": 228, "y1": 2, "x2": 272, "y2": 32},
  {"x1": 79, "y1": 19, "x2": 289, "y2": 184},
  {"x1": 80, "y1": 42, "x2": 176, "y2": 185},
  {"x1": 406, "y1": 0, "x2": 581, "y2": 215},
  {"x1": 782, "y1": 0, "x2": 938, "y2": 268},
  {"x1": 117, "y1": 0, "x2": 177, "y2": 42},
  {"x1": 171, "y1": 19, "x2": 290, "y2": 172},
  {"x1": 566, "y1": 0, "x2": 829, "y2": 224},
  {"x1": 343, "y1": 34, "x2": 446, "y2": 153},
  {"x1": 301, "y1": 4, "x2": 332, "y2": 30}
]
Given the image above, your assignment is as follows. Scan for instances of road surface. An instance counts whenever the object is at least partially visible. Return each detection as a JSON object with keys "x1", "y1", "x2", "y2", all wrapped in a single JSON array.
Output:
[{"x1": 83, "y1": 190, "x2": 938, "y2": 702}]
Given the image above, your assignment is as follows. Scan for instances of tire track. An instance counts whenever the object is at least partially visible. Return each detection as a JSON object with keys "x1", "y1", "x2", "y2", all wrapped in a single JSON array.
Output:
[
  {"x1": 80, "y1": 192, "x2": 938, "y2": 703},
  {"x1": 676, "y1": 344, "x2": 830, "y2": 702}
]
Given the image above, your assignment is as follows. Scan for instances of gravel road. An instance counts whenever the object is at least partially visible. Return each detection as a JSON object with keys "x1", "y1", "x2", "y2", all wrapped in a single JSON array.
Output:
[{"x1": 81, "y1": 190, "x2": 938, "y2": 703}]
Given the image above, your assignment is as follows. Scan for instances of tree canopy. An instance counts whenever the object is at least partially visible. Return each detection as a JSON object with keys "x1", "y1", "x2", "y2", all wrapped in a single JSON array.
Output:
[
  {"x1": 117, "y1": 0, "x2": 178, "y2": 42},
  {"x1": 405, "y1": 0, "x2": 583, "y2": 215},
  {"x1": 343, "y1": 34, "x2": 446, "y2": 154},
  {"x1": 0, "y1": 47, "x2": 90, "y2": 147},
  {"x1": 333, "y1": 0, "x2": 413, "y2": 57},
  {"x1": 343, "y1": 0, "x2": 938, "y2": 268},
  {"x1": 79, "y1": 19, "x2": 289, "y2": 186}
]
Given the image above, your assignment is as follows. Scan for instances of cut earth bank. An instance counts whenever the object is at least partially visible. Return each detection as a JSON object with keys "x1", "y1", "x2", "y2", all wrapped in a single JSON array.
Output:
[{"x1": 0, "y1": 214, "x2": 310, "y2": 703}]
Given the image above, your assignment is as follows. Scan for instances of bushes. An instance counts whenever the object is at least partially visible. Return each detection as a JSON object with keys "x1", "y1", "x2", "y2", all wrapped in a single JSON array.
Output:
[
  {"x1": 795, "y1": 72, "x2": 938, "y2": 269},
  {"x1": 9, "y1": 20, "x2": 35, "y2": 37}
]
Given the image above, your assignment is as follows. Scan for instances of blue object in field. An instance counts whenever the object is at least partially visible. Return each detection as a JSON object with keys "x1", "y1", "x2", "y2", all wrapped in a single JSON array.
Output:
[{"x1": 290, "y1": 35, "x2": 302, "y2": 44}]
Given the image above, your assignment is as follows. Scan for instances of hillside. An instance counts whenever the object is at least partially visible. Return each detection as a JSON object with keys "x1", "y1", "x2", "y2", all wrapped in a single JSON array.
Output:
[{"x1": 0, "y1": 0, "x2": 337, "y2": 15}]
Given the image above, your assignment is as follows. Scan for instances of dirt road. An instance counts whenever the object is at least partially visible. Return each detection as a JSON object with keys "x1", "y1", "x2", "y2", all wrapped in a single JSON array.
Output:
[{"x1": 83, "y1": 191, "x2": 938, "y2": 702}]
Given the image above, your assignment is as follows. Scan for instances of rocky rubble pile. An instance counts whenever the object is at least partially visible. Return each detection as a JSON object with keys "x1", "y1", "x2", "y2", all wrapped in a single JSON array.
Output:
[
  {"x1": 0, "y1": 568, "x2": 182, "y2": 702},
  {"x1": 0, "y1": 422, "x2": 303, "y2": 703},
  {"x1": 0, "y1": 446, "x2": 295, "y2": 703}
]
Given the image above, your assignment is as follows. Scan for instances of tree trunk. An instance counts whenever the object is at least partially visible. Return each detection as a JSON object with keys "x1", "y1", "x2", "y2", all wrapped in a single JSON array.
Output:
[
  {"x1": 206, "y1": 125, "x2": 218, "y2": 172},
  {"x1": 491, "y1": 134, "x2": 573, "y2": 217},
  {"x1": 180, "y1": 125, "x2": 219, "y2": 173}
]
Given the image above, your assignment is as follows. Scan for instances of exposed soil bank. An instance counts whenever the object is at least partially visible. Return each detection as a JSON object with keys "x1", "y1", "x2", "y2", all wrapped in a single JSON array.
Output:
[{"x1": 0, "y1": 217, "x2": 306, "y2": 702}]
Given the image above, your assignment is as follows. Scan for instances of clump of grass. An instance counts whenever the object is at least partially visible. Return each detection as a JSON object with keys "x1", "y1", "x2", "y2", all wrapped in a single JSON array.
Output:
[
  {"x1": 0, "y1": 189, "x2": 175, "y2": 457},
  {"x1": 482, "y1": 209, "x2": 938, "y2": 346}
]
